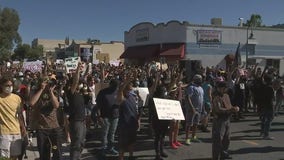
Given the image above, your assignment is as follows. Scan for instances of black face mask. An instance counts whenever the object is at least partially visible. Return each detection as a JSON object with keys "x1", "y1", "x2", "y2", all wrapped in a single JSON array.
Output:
[{"x1": 195, "y1": 81, "x2": 202, "y2": 86}]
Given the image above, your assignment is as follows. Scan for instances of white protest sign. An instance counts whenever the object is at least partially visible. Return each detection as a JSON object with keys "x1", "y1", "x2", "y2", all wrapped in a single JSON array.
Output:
[
  {"x1": 153, "y1": 98, "x2": 185, "y2": 120},
  {"x1": 137, "y1": 87, "x2": 149, "y2": 106},
  {"x1": 65, "y1": 57, "x2": 80, "y2": 73},
  {"x1": 93, "y1": 60, "x2": 100, "y2": 65},
  {"x1": 23, "y1": 61, "x2": 43, "y2": 73},
  {"x1": 156, "y1": 62, "x2": 168, "y2": 71},
  {"x1": 56, "y1": 59, "x2": 64, "y2": 65},
  {"x1": 109, "y1": 60, "x2": 120, "y2": 67}
]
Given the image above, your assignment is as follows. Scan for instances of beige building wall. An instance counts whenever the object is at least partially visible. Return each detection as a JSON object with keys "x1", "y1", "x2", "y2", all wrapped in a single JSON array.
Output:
[
  {"x1": 32, "y1": 38, "x2": 124, "y2": 62},
  {"x1": 97, "y1": 41, "x2": 124, "y2": 61}
]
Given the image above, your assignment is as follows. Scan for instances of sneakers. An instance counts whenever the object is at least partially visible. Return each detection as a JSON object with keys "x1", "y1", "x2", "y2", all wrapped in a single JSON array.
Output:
[
  {"x1": 105, "y1": 147, "x2": 118, "y2": 155},
  {"x1": 174, "y1": 141, "x2": 182, "y2": 146},
  {"x1": 185, "y1": 139, "x2": 191, "y2": 145},
  {"x1": 191, "y1": 136, "x2": 201, "y2": 143},
  {"x1": 171, "y1": 142, "x2": 178, "y2": 149}
]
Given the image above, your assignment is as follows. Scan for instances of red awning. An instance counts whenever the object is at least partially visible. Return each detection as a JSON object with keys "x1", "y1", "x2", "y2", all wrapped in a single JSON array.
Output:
[
  {"x1": 159, "y1": 43, "x2": 185, "y2": 59},
  {"x1": 120, "y1": 43, "x2": 185, "y2": 59},
  {"x1": 120, "y1": 44, "x2": 160, "y2": 59}
]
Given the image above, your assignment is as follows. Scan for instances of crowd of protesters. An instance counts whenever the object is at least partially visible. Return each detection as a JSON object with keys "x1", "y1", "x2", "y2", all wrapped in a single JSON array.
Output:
[{"x1": 0, "y1": 58, "x2": 283, "y2": 160}]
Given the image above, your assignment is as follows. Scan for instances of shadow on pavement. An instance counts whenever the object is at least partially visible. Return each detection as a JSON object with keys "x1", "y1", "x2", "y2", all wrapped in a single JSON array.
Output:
[
  {"x1": 231, "y1": 129, "x2": 259, "y2": 134},
  {"x1": 230, "y1": 135, "x2": 264, "y2": 141},
  {"x1": 230, "y1": 146, "x2": 284, "y2": 154},
  {"x1": 182, "y1": 158, "x2": 212, "y2": 160}
]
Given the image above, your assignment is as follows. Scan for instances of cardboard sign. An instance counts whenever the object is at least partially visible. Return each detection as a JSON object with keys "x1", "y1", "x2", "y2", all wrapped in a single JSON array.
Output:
[
  {"x1": 153, "y1": 98, "x2": 185, "y2": 120},
  {"x1": 65, "y1": 57, "x2": 80, "y2": 73},
  {"x1": 23, "y1": 61, "x2": 43, "y2": 73},
  {"x1": 137, "y1": 87, "x2": 149, "y2": 106},
  {"x1": 109, "y1": 60, "x2": 120, "y2": 67}
]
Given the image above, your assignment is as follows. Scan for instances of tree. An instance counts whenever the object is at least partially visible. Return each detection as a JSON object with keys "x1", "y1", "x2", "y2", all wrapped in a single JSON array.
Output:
[
  {"x1": 0, "y1": 7, "x2": 21, "y2": 59},
  {"x1": 12, "y1": 44, "x2": 43, "y2": 61},
  {"x1": 12, "y1": 44, "x2": 31, "y2": 60},
  {"x1": 272, "y1": 23, "x2": 284, "y2": 29},
  {"x1": 28, "y1": 45, "x2": 44, "y2": 60},
  {"x1": 244, "y1": 14, "x2": 263, "y2": 28}
]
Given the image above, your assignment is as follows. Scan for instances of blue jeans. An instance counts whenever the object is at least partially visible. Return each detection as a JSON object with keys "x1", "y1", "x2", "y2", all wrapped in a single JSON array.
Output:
[
  {"x1": 69, "y1": 120, "x2": 86, "y2": 160},
  {"x1": 260, "y1": 109, "x2": 274, "y2": 137},
  {"x1": 101, "y1": 118, "x2": 118, "y2": 149}
]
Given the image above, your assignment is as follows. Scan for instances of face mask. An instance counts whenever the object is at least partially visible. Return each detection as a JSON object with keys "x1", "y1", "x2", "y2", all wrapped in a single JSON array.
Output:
[
  {"x1": 135, "y1": 81, "x2": 140, "y2": 86},
  {"x1": 78, "y1": 84, "x2": 83, "y2": 89},
  {"x1": 13, "y1": 78, "x2": 16, "y2": 82},
  {"x1": 4, "y1": 86, "x2": 13, "y2": 94},
  {"x1": 20, "y1": 77, "x2": 24, "y2": 81}
]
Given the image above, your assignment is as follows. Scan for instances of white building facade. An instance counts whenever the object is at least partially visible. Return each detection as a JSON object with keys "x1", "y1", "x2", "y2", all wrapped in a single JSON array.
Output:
[{"x1": 123, "y1": 20, "x2": 284, "y2": 73}]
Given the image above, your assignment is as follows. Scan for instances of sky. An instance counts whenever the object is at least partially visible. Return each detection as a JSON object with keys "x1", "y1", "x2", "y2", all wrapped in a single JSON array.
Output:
[{"x1": 1, "y1": 0, "x2": 284, "y2": 45}]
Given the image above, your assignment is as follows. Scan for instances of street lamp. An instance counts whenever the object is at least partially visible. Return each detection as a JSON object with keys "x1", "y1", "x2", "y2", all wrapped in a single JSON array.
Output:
[{"x1": 246, "y1": 26, "x2": 249, "y2": 68}]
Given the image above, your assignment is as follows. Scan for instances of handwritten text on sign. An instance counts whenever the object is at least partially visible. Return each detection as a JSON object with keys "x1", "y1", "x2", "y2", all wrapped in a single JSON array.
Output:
[
  {"x1": 23, "y1": 61, "x2": 42, "y2": 73},
  {"x1": 153, "y1": 98, "x2": 185, "y2": 120}
]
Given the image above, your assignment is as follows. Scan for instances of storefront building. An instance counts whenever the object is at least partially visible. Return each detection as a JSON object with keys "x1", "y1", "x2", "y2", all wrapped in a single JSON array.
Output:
[{"x1": 122, "y1": 19, "x2": 284, "y2": 72}]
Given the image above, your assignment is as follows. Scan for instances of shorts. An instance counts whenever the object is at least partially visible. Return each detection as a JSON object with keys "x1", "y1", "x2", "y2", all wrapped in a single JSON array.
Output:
[
  {"x1": 0, "y1": 134, "x2": 22, "y2": 158},
  {"x1": 185, "y1": 110, "x2": 201, "y2": 127}
]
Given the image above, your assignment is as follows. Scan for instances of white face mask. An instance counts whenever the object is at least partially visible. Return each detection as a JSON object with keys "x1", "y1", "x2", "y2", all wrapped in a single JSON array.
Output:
[
  {"x1": 78, "y1": 84, "x2": 83, "y2": 89},
  {"x1": 20, "y1": 77, "x2": 24, "y2": 81},
  {"x1": 4, "y1": 86, "x2": 13, "y2": 94}
]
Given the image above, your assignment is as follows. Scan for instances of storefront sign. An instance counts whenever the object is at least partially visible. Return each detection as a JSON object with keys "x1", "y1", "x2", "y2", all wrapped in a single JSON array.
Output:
[
  {"x1": 197, "y1": 30, "x2": 222, "y2": 45},
  {"x1": 136, "y1": 28, "x2": 149, "y2": 42}
]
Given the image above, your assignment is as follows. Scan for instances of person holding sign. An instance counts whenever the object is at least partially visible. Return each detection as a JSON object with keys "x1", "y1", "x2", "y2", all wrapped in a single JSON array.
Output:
[
  {"x1": 148, "y1": 72, "x2": 171, "y2": 160},
  {"x1": 66, "y1": 61, "x2": 87, "y2": 160}
]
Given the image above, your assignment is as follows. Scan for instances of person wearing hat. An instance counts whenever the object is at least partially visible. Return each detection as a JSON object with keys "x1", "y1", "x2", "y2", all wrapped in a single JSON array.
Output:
[
  {"x1": 168, "y1": 83, "x2": 183, "y2": 149},
  {"x1": 212, "y1": 81, "x2": 239, "y2": 160},
  {"x1": 184, "y1": 74, "x2": 204, "y2": 145}
]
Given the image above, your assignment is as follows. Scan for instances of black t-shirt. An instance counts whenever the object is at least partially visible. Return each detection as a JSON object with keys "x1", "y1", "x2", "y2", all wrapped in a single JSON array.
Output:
[
  {"x1": 67, "y1": 90, "x2": 86, "y2": 121},
  {"x1": 258, "y1": 84, "x2": 274, "y2": 110},
  {"x1": 96, "y1": 87, "x2": 117, "y2": 118}
]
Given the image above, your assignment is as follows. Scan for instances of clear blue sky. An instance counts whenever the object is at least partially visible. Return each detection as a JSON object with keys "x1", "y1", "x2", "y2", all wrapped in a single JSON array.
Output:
[{"x1": 1, "y1": 0, "x2": 284, "y2": 45}]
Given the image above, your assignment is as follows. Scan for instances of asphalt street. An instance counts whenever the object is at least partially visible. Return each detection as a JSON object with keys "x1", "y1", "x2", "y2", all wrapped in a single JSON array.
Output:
[{"x1": 25, "y1": 110, "x2": 284, "y2": 160}]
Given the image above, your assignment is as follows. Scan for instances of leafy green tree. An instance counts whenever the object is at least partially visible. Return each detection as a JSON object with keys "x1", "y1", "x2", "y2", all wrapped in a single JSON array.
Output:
[
  {"x1": 12, "y1": 44, "x2": 43, "y2": 61},
  {"x1": 244, "y1": 14, "x2": 263, "y2": 27},
  {"x1": 27, "y1": 45, "x2": 44, "y2": 60},
  {"x1": 0, "y1": 7, "x2": 21, "y2": 59},
  {"x1": 12, "y1": 44, "x2": 30, "y2": 60}
]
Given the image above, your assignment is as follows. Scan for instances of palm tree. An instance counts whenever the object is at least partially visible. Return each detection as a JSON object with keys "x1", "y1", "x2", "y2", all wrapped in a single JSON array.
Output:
[{"x1": 245, "y1": 14, "x2": 263, "y2": 37}]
